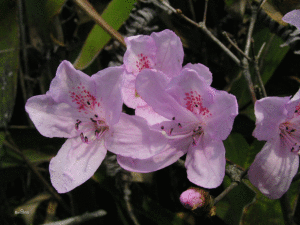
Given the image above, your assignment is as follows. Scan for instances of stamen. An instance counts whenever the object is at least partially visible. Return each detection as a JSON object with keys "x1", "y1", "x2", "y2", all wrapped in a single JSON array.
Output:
[
  {"x1": 161, "y1": 130, "x2": 194, "y2": 139},
  {"x1": 161, "y1": 126, "x2": 164, "y2": 130},
  {"x1": 178, "y1": 123, "x2": 182, "y2": 128},
  {"x1": 172, "y1": 117, "x2": 175, "y2": 120}
]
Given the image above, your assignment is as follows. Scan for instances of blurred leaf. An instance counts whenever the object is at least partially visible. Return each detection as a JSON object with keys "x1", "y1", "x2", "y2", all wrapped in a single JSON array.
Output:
[
  {"x1": 244, "y1": 139, "x2": 265, "y2": 168},
  {"x1": 240, "y1": 181, "x2": 284, "y2": 224},
  {"x1": 73, "y1": 0, "x2": 136, "y2": 70},
  {"x1": 24, "y1": 0, "x2": 50, "y2": 44},
  {"x1": 0, "y1": 145, "x2": 23, "y2": 168},
  {"x1": 224, "y1": 133, "x2": 249, "y2": 168},
  {"x1": 216, "y1": 178, "x2": 256, "y2": 225},
  {"x1": 0, "y1": 1, "x2": 19, "y2": 128},
  {"x1": 45, "y1": 0, "x2": 66, "y2": 20},
  {"x1": 15, "y1": 193, "x2": 51, "y2": 225},
  {"x1": 23, "y1": 149, "x2": 54, "y2": 164}
]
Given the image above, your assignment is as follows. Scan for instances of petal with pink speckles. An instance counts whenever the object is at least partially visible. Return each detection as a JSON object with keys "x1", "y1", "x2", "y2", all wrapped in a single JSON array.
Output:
[
  {"x1": 124, "y1": 35, "x2": 157, "y2": 75},
  {"x1": 253, "y1": 96, "x2": 290, "y2": 141},
  {"x1": 136, "y1": 69, "x2": 196, "y2": 122}
]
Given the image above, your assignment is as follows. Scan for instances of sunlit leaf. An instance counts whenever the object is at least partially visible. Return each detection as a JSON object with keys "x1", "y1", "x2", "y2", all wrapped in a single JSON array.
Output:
[{"x1": 73, "y1": 0, "x2": 136, "y2": 70}]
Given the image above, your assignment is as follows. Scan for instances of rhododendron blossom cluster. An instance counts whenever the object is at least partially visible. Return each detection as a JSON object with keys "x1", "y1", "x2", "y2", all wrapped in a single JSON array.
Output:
[{"x1": 26, "y1": 28, "x2": 300, "y2": 201}]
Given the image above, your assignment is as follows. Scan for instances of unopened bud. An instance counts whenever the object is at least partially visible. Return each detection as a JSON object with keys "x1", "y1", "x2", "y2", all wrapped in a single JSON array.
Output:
[{"x1": 179, "y1": 187, "x2": 216, "y2": 217}]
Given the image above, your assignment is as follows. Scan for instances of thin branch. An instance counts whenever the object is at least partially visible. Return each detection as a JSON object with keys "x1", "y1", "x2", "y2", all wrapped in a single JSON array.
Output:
[
  {"x1": 280, "y1": 193, "x2": 295, "y2": 225},
  {"x1": 3, "y1": 140, "x2": 71, "y2": 214},
  {"x1": 203, "y1": 0, "x2": 209, "y2": 24},
  {"x1": 253, "y1": 42, "x2": 267, "y2": 98},
  {"x1": 42, "y1": 209, "x2": 107, "y2": 225},
  {"x1": 241, "y1": 3, "x2": 258, "y2": 104},
  {"x1": 73, "y1": 0, "x2": 126, "y2": 47},
  {"x1": 214, "y1": 182, "x2": 238, "y2": 205},
  {"x1": 222, "y1": 31, "x2": 252, "y2": 61},
  {"x1": 123, "y1": 174, "x2": 140, "y2": 225},
  {"x1": 159, "y1": 0, "x2": 241, "y2": 66}
]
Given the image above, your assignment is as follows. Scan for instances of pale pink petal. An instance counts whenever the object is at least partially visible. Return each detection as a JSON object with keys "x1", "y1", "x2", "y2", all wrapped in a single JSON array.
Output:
[
  {"x1": 182, "y1": 63, "x2": 212, "y2": 85},
  {"x1": 253, "y1": 97, "x2": 290, "y2": 141},
  {"x1": 92, "y1": 66, "x2": 124, "y2": 125},
  {"x1": 49, "y1": 138, "x2": 107, "y2": 193},
  {"x1": 248, "y1": 138, "x2": 299, "y2": 199},
  {"x1": 282, "y1": 10, "x2": 300, "y2": 30},
  {"x1": 185, "y1": 137, "x2": 226, "y2": 188},
  {"x1": 151, "y1": 29, "x2": 184, "y2": 78},
  {"x1": 106, "y1": 113, "x2": 168, "y2": 159},
  {"x1": 135, "y1": 104, "x2": 168, "y2": 125},
  {"x1": 167, "y1": 68, "x2": 214, "y2": 112},
  {"x1": 25, "y1": 94, "x2": 79, "y2": 138},
  {"x1": 286, "y1": 89, "x2": 300, "y2": 118},
  {"x1": 136, "y1": 69, "x2": 196, "y2": 123},
  {"x1": 124, "y1": 35, "x2": 157, "y2": 75},
  {"x1": 49, "y1": 61, "x2": 96, "y2": 106},
  {"x1": 121, "y1": 70, "x2": 146, "y2": 109},
  {"x1": 117, "y1": 138, "x2": 190, "y2": 172},
  {"x1": 205, "y1": 90, "x2": 238, "y2": 140}
]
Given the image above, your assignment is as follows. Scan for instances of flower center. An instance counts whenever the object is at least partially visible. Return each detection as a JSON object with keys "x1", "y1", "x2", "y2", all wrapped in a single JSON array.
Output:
[
  {"x1": 75, "y1": 114, "x2": 109, "y2": 144},
  {"x1": 160, "y1": 117, "x2": 204, "y2": 146},
  {"x1": 136, "y1": 53, "x2": 152, "y2": 72},
  {"x1": 279, "y1": 121, "x2": 300, "y2": 155},
  {"x1": 69, "y1": 83, "x2": 108, "y2": 144},
  {"x1": 184, "y1": 91, "x2": 212, "y2": 117}
]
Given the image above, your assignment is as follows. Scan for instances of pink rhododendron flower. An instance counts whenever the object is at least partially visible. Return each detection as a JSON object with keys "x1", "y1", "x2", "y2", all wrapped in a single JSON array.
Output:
[
  {"x1": 180, "y1": 188, "x2": 205, "y2": 210},
  {"x1": 248, "y1": 91, "x2": 300, "y2": 199},
  {"x1": 25, "y1": 61, "x2": 167, "y2": 193},
  {"x1": 117, "y1": 66, "x2": 238, "y2": 188},
  {"x1": 122, "y1": 29, "x2": 184, "y2": 125},
  {"x1": 282, "y1": 10, "x2": 300, "y2": 30}
]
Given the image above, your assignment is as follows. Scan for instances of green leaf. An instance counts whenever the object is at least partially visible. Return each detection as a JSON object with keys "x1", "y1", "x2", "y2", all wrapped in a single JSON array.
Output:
[
  {"x1": 0, "y1": 1, "x2": 19, "y2": 127},
  {"x1": 224, "y1": 133, "x2": 249, "y2": 168},
  {"x1": 73, "y1": 0, "x2": 137, "y2": 70},
  {"x1": 240, "y1": 181, "x2": 284, "y2": 224}
]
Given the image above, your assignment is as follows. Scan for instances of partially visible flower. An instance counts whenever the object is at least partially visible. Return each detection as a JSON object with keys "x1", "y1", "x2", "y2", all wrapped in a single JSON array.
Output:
[
  {"x1": 117, "y1": 66, "x2": 238, "y2": 188},
  {"x1": 25, "y1": 61, "x2": 167, "y2": 193},
  {"x1": 122, "y1": 29, "x2": 184, "y2": 108},
  {"x1": 180, "y1": 187, "x2": 215, "y2": 216},
  {"x1": 121, "y1": 29, "x2": 185, "y2": 125},
  {"x1": 248, "y1": 91, "x2": 300, "y2": 199},
  {"x1": 282, "y1": 10, "x2": 300, "y2": 30}
]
